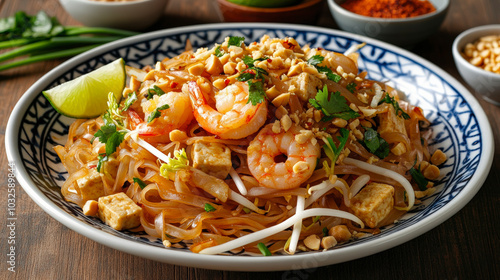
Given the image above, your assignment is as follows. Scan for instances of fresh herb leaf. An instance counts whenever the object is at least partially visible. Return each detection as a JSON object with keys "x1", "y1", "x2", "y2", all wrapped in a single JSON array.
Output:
[
  {"x1": 133, "y1": 177, "x2": 147, "y2": 189},
  {"x1": 409, "y1": 160, "x2": 429, "y2": 191},
  {"x1": 316, "y1": 66, "x2": 342, "y2": 83},
  {"x1": 91, "y1": 109, "x2": 126, "y2": 172},
  {"x1": 242, "y1": 55, "x2": 268, "y2": 70},
  {"x1": 308, "y1": 85, "x2": 359, "y2": 121},
  {"x1": 346, "y1": 82, "x2": 357, "y2": 93},
  {"x1": 96, "y1": 154, "x2": 107, "y2": 172},
  {"x1": 379, "y1": 93, "x2": 410, "y2": 120},
  {"x1": 307, "y1": 55, "x2": 342, "y2": 83},
  {"x1": 362, "y1": 127, "x2": 389, "y2": 159},
  {"x1": 322, "y1": 128, "x2": 350, "y2": 175},
  {"x1": 204, "y1": 203, "x2": 217, "y2": 212},
  {"x1": 239, "y1": 56, "x2": 269, "y2": 106},
  {"x1": 214, "y1": 45, "x2": 225, "y2": 57},
  {"x1": 228, "y1": 36, "x2": 245, "y2": 47},
  {"x1": 146, "y1": 85, "x2": 165, "y2": 100},
  {"x1": 121, "y1": 91, "x2": 137, "y2": 112},
  {"x1": 146, "y1": 104, "x2": 170, "y2": 123},
  {"x1": 322, "y1": 227, "x2": 329, "y2": 237},
  {"x1": 307, "y1": 55, "x2": 324, "y2": 66},
  {"x1": 257, "y1": 242, "x2": 272, "y2": 256},
  {"x1": 247, "y1": 80, "x2": 266, "y2": 106},
  {"x1": 236, "y1": 71, "x2": 255, "y2": 82}
]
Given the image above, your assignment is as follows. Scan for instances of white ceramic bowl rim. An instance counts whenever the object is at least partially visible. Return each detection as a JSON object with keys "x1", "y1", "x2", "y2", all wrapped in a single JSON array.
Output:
[
  {"x1": 452, "y1": 24, "x2": 500, "y2": 80},
  {"x1": 329, "y1": 0, "x2": 450, "y2": 22},
  {"x1": 4, "y1": 22, "x2": 494, "y2": 271}
]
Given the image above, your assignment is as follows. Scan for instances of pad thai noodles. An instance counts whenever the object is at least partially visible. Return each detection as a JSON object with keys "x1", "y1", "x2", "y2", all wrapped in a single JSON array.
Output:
[{"x1": 54, "y1": 35, "x2": 446, "y2": 255}]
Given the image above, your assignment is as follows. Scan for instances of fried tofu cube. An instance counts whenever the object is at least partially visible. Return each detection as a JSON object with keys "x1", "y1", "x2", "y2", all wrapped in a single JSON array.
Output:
[
  {"x1": 98, "y1": 193, "x2": 142, "y2": 230},
  {"x1": 378, "y1": 106, "x2": 407, "y2": 135},
  {"x1": 191, "y1": 141, "x2": 232, "y2": 179},
  {"x1": 350, "y1": 183, "x2": 394, "y2": 228},
  {"x1": 76, "y1": 169, "x2": 105, "y2": 201},
  {"x1": 291, "y1": 72, "x2": 323, "y2": 102}
]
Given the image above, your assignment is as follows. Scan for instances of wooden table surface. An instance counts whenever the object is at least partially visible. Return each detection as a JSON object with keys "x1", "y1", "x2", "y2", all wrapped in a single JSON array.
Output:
[{"x1": 1, "y1": 0, "x2": 499, "y2": 279}]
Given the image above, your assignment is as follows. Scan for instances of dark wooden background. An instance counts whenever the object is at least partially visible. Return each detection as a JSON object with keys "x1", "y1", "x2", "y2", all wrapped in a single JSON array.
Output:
[{"x1": 1, "y1": 0, "x2": 499, "y2": 279}]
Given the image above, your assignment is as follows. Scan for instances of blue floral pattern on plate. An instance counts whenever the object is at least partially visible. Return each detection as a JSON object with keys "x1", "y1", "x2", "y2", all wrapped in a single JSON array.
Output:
[{"x1": 9, "y1": 24, "x2": 490, "y2": 266}]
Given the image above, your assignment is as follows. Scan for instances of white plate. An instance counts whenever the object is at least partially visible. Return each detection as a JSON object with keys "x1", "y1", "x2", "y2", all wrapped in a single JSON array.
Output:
[{"x1": 5, "y1": 23, "x2": 494, "y2": 271}]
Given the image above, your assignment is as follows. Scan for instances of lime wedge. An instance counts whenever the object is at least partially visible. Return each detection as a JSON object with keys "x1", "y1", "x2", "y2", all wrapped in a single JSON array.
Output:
[{"x1": 43, "y1": 58, "x2": 126, "y2": 118}]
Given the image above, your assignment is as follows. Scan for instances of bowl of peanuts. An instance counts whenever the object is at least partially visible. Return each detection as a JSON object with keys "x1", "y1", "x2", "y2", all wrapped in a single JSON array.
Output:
[
  {"x1": 59, "y1": 0, "x2": 169, "y2": 31},
  {"x1": 453, "y1": 25, "x2": 500, "y2": 105}
]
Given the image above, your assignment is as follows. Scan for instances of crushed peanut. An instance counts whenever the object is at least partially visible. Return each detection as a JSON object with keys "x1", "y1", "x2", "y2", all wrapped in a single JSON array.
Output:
[{"x1": 462, "y1": 35, "x2": 500, "y2": 74}]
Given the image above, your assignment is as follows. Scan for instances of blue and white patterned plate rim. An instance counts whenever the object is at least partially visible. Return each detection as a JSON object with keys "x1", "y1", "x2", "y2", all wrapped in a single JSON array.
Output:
[{"x1": 5, "y1": 23, "x2": 494, "y2": 271}]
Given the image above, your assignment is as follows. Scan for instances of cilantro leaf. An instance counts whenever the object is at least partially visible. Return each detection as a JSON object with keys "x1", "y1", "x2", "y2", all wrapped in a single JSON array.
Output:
[
  {"x1": 307, "y1": 55, "x2": 324, "y2": 66},
  {"x1": 362, "y1": 127, "x2": 389, "y2": 159},
  {"x1": 409, "y1": 159, "x2": 429, "y2": 191},
  {"x1": 307, "y1": 55, "x2": 342, "y2": 83},
  {"x1": 146, "y1": 85, "x2": 165, "y2": 100},
  {"x1": 316, "y1": 66, "x2": 342, "y2": 83},
  {"x1": 247, "y1": 80, "x2": 266, "y2": 106},
  {"x1": 214, "y1": 45, "x2": 225, "y2": 57},
  {"x1": 346, "y1": 82, "x2": 357, "y2": 93},
  {"x1": 228, "y1": 36, "x2": 245, "y2": 47},
  {"x1": 204, "y1": 203, "x2": 217, "y2": 212},
  {"x1": 133, "y1": 177, "x2": 147, "y2": 189},
  {"x1": 379, "y1": 93, "x2": 410, "y2": 120},
  {"x1": 96, "y1": 154, "x2": 107, "y2": 173},
  {"x1": 238, "y1": 56, "x2": 269, "y2": 106},
  {"x1": 146, "y1": 104, "x2": 170, "y2": 123},
  {"x1": 308, "y1": 85, "x2": 359, "y2": 121},
  {"x1": 121, "y1": 91, "x2": 137, "y2": 112},
  {"x1": 91, "y1": 111, "x2": 127, "y2": 172},
  {"x1": 236, "y1": 71, "x2": 255, "y2": 82}
]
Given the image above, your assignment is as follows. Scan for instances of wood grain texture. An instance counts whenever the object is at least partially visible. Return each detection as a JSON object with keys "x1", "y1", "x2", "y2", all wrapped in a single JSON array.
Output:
[{"x1": 1, "y1": 0, "x2": 499, "y2": 279}]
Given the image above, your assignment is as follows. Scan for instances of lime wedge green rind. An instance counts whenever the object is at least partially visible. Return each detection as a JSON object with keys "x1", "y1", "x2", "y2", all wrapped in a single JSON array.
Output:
[{"x1": 43, "y1": 58, "x2": 125, "y2": 119}]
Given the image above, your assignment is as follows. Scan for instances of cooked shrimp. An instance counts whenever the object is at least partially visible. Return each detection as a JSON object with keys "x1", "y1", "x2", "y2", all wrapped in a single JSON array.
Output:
[
  {"x1": 133, "y1": 91, "x2": 193, "y2": 142},
  {"x1": 247, "y1": 123, "x2": 321, "y2": 190},
  {"x1": 186, "y1": 81, "x2": 268, "y2": 139}
]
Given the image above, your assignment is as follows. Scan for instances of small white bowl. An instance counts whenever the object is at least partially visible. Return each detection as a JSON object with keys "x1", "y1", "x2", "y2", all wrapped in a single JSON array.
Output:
[
  {"x1": 327, "y1": 0, "x2": 449, "y2": 46},
  {"x1": 59, "y1": 0, "x2": 169, "y2": 31},
  {"x1": 452, "y1": 25, "x2": 500, "y2": 105}
]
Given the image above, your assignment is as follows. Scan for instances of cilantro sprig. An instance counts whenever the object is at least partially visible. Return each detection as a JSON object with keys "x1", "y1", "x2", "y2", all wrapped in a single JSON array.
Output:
[
  {"x1": 322, "y1": 128, "x2": 350, "y2": 176},
  {"x1": 214, "y1": 36, "x2": 245, "y2": 57},
  {"x1": 309, "y1": 85, "x2": 359, "y2": 121},
  {"x1": 409, "y1": 159, "x2": 429, "y2": 191},
  {"x1": 237, "y1": 55, "x2": 269, "y2": 106},
  {"x1": 379, "y1": 93, "x2": 410, "y2": 120},
  {"x1": 91, "y1": 111, "x2": 127, "y2": 172},
  {"x1": 307, "y1": 55, "x2": 342, "y2": 83},
  {"x1": 361, "y1": 127, "x2": 390, "y2": 159}
]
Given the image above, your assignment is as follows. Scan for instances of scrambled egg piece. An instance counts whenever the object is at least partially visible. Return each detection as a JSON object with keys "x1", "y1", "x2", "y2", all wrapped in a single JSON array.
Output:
[
  {"x1": 76, "y1": 169, "x2": 105, "y2": 201},
  {"x1": 350, "y1": 183, "x2": 394, "y2": 228},
  {"x1": 98, "y1": 193, "x2": 142, "y2": 230},
  {"x1": 191, "y1": 141, "x2": 232, "y2": 179}
]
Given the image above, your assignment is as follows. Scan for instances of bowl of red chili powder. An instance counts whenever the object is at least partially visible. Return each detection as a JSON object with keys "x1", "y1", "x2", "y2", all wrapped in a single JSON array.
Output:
[{"x1": 327, "y1": 0, "x2": 449, "y2": 46}]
